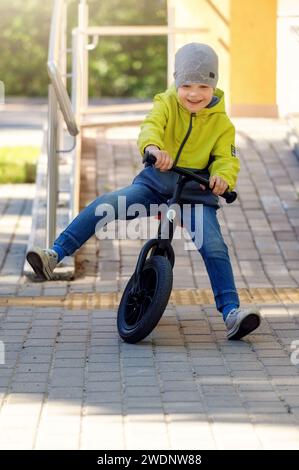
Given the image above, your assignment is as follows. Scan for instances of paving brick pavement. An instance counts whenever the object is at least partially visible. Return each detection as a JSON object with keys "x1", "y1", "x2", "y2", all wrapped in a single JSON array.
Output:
[
  {"x1": 73, "y1": 118, "x2": 299, "y2": 292},
  {"x1": 0, "y1": 184, "x2": 36, "y2": 296},
  {"x1": 1, "y1": 117, "x2": 299, "y2": 449},
  {"x1": 0, "y1": 303, "x2": 299, "y2": 449}
]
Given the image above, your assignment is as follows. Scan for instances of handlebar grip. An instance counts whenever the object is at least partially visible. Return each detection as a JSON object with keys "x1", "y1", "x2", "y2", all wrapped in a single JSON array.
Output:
[
  {"x1": 222, "y1": 190, "x2": 237, "y2": 204},
  {"x1": 143, "y1": 151, "x2": 237, "y2": 204},
  {"x1": 143, "y1": 151, "x2": 157, "y2": 167}
]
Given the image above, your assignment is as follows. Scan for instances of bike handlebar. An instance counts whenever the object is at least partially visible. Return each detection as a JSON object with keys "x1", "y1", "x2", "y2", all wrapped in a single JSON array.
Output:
[{"x1": 143, "y1": 151, "x2": 237, "y2": 204}]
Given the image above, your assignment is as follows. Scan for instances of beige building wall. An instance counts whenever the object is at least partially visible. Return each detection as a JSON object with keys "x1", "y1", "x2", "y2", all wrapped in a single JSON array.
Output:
[
  {"x1": 168, "y1": 0, "x2": 277, "y2": 117},
  {"x1": 230, "y1": 0, "x2": 277, "y2": 117},
  {"x1": 277, "y1": 0, "x2": 299, "y2": 116},
  {"x1": 168, "y1": 0, "x2": 230, "y2": 107}
]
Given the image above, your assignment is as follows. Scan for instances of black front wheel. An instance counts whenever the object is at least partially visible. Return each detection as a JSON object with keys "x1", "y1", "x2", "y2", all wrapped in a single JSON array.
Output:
[{"x1": 117, "y1": 256, "x2": 173, "y2": 343}]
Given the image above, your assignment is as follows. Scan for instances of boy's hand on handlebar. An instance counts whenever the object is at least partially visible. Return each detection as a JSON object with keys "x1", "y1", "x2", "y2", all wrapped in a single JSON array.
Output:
[
  {"x1": 154, "y1": 151, "x2": 173, "y2": 172},
  {"x1": 145, "y1": 146, "x2": 173, "y2": 172},
  {"x1": 209, "y1": 175, "x2": 228, "y2": 195}
]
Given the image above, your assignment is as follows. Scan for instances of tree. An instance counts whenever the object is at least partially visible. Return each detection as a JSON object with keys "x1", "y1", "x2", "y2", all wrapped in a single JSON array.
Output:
[
  {"x1": 0, "y1": 0, "x2": 167, "y2": 98},
  {"x1": 0, "y1": 0, "x2": 52, "y2": 96},
  {"x1": 86, "y1": 0, "x2": 167, "y2": 98}
]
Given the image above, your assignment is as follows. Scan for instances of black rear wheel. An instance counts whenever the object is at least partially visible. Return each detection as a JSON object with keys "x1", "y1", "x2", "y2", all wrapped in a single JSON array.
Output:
[{"x1": 117, "y1": 256, "x2": 173, "y2": 343}]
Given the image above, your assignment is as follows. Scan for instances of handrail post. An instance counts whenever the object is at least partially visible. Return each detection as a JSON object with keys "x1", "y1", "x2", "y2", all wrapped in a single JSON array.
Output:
[
  {"x1": 71, "y1": 28, "x2": 82, "y2": 218},
  {"x1": 58, "y1": 0, "x2": 67, "y2": 149},
  {"x1": 167, "y1": 1, "x2": 175, "y2": 87},
  {"x1": 71, "y1": 29, "x2": 81, "y2": 122},
  {"x1": 79, "y1": 0, "x2": 89, "y2": 109},
  {"x1": 47, "y1": 84, "x2": 59, "y2": 248}
]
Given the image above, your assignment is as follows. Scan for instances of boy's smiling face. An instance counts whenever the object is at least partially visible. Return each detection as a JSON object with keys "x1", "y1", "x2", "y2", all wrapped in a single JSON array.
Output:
[{"x1": 177, "y1": 83, "x2": 214, "y2": 113}]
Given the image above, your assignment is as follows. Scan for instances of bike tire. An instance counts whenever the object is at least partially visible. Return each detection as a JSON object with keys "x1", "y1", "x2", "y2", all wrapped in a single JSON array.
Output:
[{"x1": 117, "y1": 256, "x2": 173, "y2": 343}]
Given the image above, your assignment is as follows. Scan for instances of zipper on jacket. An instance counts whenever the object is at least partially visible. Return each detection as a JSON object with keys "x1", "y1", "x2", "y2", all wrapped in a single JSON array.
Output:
[{"x1": 173, "y1": 113, "x2": 195, "y2": 167}]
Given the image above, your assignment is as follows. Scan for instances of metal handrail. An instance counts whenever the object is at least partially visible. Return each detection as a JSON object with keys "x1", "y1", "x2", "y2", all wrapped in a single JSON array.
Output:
[
  {"x1": 47, "y1": 62, "x2": 79, "y2": 137},
  {"x1": 82, "y1": 24, "x2": 210, "y2": 100},
  {"x1": 85, "y1": 25, "x2": 209, "y2": 36},
  {"x1": 46, "y1": 0, "x2": 81, "y2": 247},
  {"x1": 47, "y1": 0, "x2": 79, "y2": 136}
]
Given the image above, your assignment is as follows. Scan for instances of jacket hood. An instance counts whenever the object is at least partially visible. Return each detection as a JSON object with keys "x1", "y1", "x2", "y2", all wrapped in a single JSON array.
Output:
[{"x1": 167, "y1": 84, "x2": 225, "y2": 116}]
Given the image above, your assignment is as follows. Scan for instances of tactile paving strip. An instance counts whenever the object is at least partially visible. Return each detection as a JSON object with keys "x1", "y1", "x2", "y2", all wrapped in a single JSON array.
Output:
[{"x1": 0, "y1": 288, "x2": 298, "y2": 309}]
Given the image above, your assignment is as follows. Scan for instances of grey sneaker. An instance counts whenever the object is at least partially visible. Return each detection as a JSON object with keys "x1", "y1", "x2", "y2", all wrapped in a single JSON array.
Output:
[
  {"x1": 225, "y1": 307, "x2": 261, "y2": 340},
  {"x1": 26, "y1": 247, "x2": 58, "y2": 281}
]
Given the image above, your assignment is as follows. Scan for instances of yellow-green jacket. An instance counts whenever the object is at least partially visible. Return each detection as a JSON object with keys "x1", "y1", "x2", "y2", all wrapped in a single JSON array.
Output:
[{"x1": 138, "y1": 85, "x2": 240, "y2": 191}]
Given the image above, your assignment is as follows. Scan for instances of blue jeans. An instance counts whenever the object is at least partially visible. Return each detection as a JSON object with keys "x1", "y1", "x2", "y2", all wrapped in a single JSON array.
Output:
[{"x1": 53, "y1": 182, "x2": 239, "y2": 312}]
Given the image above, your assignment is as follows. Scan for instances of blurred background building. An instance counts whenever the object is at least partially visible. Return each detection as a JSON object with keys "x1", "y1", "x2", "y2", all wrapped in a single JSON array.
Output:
[
  {"x1": 169, "y1": 0, "x2": 299, "y2": 117},
  {"x1": 1, "y1": 0, "x2": 299, "y2": 118}
]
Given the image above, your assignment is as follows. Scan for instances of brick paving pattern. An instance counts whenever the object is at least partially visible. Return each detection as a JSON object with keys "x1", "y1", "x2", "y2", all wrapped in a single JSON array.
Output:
[{"x1": 0, "y1": 118, "x2": 299, "y2": 449}]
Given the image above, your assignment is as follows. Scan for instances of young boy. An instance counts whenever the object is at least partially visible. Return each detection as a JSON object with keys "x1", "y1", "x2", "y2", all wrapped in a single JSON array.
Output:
[{"x1": 26, "y1": 42, "x2": 261, "y2": 340}]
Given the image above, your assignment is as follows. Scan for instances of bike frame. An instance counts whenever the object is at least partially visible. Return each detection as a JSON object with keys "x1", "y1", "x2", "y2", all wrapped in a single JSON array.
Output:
[{"x1": 130, "y1": 151, "x2": 237, "y2": 293}]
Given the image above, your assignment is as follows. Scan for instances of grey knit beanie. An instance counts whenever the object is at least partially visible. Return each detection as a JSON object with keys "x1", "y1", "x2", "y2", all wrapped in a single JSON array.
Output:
[{"x1": 174, "y1": 43, "x2": 218, "y2": 89}]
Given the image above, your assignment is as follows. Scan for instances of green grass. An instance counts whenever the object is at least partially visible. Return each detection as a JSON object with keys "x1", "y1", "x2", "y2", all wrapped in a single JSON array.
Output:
[{"x1": 0, "y1": 146, "x2": 40, "y2": 183}]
